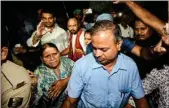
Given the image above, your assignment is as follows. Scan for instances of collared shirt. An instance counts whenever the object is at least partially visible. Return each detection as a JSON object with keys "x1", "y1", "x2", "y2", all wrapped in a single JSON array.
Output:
[
  {"x1": 34, "y1": 57, "x2": 74, "y2": 106},
  {"x1": 118, "y1": 24, "x2": 134, "y2": 38},
  {"x1": 27, "y1": 24, "x2": 69, "y2": 52},
  {"x1": 66, "y1": 53, "x2": 144, "y2": 108}
]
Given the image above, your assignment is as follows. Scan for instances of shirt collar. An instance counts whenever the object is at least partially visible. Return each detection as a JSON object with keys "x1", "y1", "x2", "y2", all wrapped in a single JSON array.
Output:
[
  {"x1": 92, "y1": 54, "x2": 103, "y2": 69},
  {"x1": 92, "y1": 53, "x2": 127, "y2": 72},
  {"x1": 112, "y1": 53, "x2": 127, "y2": 73}
]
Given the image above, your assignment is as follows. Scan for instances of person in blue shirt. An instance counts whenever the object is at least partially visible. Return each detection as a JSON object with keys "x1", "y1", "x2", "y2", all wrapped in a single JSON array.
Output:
[
  {"x1": 84, "y1": 29, "x2": 93, "y2": 54},
  {"x1": 62, "y1": 20, "x2": 149, "y2": 108}
]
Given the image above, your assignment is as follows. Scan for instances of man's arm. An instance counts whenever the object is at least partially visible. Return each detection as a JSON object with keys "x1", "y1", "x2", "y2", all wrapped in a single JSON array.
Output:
[
  {"x1": 131, "y1": 38, "x2": 168, "y2": 60},
  {"x1": 134, "y1": 97, "x2": 149, "y2": 108},
  {"x1": 61, "y1": 62, "x2": 83, "y2": 108},
  {"x1": 60, "y1": 47, "x2": 70, "y2": 56},
  {"x1": 27, "y1": 31, "x2": 41, "y2": 47},
  {"x1": 113, "y1": 1, "x2": 166, "y2": 36},
  {"x1": 131, "y1": 45, "x2": 153, "y2": 60},
  {"x1": 27, "y1": 21, "x2": 51, "y2": 47},
  {"x1": 124, "y1": 1, "x2": 165, "y2": 36},
  {"x1": 32, "y1": 32, "x2": 42, "y2": 45},
  {"x1": 121, "y1": 38, "x2": 151, "y2": 59},
  {"x1": 62, "y1": 96, "x2": 78, "y2": 108},
  {"x1": 122, "y1": 38, "x2": 163, "y2": 60},
  {"x1": 48, "y1": 76, "x2": 70, "y2": 99}
]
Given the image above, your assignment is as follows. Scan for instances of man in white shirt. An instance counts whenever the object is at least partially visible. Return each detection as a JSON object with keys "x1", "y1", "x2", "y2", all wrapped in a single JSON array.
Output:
[
  {"x1": 27, "y1": 9, "x2": 69, "y2": 52},
  {"x1": 118, "y1": 13, "x2": 134, "y2": 39}
]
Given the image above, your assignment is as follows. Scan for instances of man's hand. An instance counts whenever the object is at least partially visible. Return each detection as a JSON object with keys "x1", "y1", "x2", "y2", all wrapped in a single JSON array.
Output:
[
  {"x1": 36, "y1": 21, "x2": 50, "y2": 38},
  {"x1": 48, "y1": 79, "x2": 67, "y2": 100},
  {"x1": 153, "y1": 35, "x2": 169, "y2": 55},
  {"x1": 113, "y1": 0, "x2": 133, "y2": 4},
  {"x1": 83, "y1": 9, "x2": 87, "y2": 16},
  {"x1": 75, "y1": 48, "x2": 84, "y2": 55},
  {"x1": 28, "y1": 71, "x2": 38, "y2": 87},
  {"x1": 161, "y1": 35, "x2": 169, "y2": 46}
]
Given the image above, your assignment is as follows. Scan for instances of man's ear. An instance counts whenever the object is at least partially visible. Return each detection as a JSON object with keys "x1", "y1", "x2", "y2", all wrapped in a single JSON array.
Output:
[
  {"x1": 1, "y1": 47, "x2": 8, "y2": 61},
  {"x1": 117, "y1": 40, "x2": 123, "y2": 51}
]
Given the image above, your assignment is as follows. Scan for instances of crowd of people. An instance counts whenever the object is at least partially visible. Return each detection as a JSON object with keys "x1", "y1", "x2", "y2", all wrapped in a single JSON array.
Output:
[{"x1": 1, "y1": 1, "x2": 169, "y2": 108}]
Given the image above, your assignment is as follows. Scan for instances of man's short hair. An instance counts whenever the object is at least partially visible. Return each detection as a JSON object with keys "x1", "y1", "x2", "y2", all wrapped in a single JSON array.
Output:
[
  {"x1": 41, "y1": 8, "x2": 56, "y2": 17},
  {"x1": 91, "y1": 20, "x2": 122, "y2": 41}
]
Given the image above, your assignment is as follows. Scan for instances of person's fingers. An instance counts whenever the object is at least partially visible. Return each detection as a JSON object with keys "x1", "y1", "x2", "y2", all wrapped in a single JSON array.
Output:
[
  {"x1": 48, "y1": 89, "x2": 58, "y2": 99},
  {"x1": 51, "y1": 90, "x2": 61, "y2": 100},
  {"x1": 162, "y1": 35, "x2": 169, "y2": 46},
  {"x1": 154, "y1": 46, "x2": 166, "y2": 53},
  {"x1": 37, "y1": 20, "x2": 44, "y2": 29},
  {"x1": 31, "y1": 77, "x2": 37, "y2": 85},
  {"x1": 113, "y1": 1, "x2": 120, "y2": 4},
  {"x1": 52, "y1": 80, "x2": 59, "y2": 86}
]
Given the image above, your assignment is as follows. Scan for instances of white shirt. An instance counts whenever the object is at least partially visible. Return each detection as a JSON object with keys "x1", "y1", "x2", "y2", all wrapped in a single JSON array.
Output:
[
  {"x1": 118, "y1": 24, "x2": 134, "y2": 38},
  {"x1": 27, "y1": 24, "x2": 69, "y2": 52}
]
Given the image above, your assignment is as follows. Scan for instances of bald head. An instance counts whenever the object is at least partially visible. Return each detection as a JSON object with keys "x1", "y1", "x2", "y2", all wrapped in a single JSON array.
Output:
[{"x1": 67, "y1": 18, "x2": 80, "y2": 34}]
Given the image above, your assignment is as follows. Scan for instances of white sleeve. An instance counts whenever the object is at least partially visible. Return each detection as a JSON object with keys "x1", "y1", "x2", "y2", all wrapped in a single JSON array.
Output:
[
  {"x1": 26, "y1": 31, "x2": 40, "y2": 47},
  {"x1": 130, "y1": 27, "x2": 134, "y2": 38},
  {"x1": 63, "y1": 30, "x2": 70, "y2": 48}
]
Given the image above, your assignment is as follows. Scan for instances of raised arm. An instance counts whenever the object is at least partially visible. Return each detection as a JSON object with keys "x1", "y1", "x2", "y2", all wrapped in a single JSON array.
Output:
[{"x1": 114, "y1": 1, "x2": 166, "y2": 36}]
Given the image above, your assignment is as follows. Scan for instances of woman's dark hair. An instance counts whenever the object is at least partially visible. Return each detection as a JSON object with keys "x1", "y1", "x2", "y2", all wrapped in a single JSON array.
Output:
[
  {"x1": 91, "y1": 20, "x2": 122, "y2": 42},
  {"x1": 40, "y1": 43, "x2": 59, "y2": 57}
]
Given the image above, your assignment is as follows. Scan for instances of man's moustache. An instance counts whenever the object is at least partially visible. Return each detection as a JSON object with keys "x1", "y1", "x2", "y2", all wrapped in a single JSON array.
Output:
[
  {"x1": 70, "y1": 30, "x2": 75, "y2": 32},
  {"x1": 136, "y1": 35, "x2": 144, "y2": 37}
]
